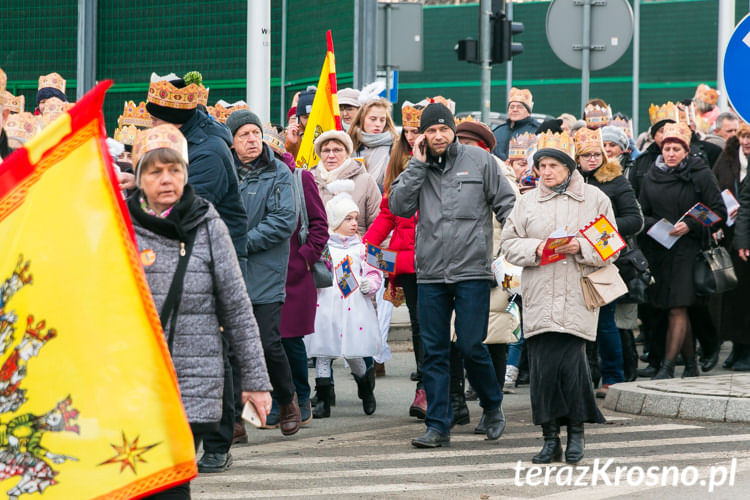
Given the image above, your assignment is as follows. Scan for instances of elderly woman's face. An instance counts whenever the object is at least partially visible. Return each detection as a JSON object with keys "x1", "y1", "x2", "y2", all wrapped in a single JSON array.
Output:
[
  {"x1": 509, "y1": 159, "x2": 528, "y2": 180},
  {"x1": 537, "y1": 158, "x2": 570, "y2": 188},
  {"x1": 603, "y1": 141, "x2": 623, "y2": 160},
  {"x1": 139, "y1": 160, "x2": 185, "y2": 212},
  {"x1": 320, "y1": 140, "x2": 349, "y2": 171}
]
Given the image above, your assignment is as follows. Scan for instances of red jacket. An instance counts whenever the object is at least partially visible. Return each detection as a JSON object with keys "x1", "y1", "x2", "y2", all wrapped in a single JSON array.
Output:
[{"x1": 363, "y1": 195, "x2": 416, "y2": 275}]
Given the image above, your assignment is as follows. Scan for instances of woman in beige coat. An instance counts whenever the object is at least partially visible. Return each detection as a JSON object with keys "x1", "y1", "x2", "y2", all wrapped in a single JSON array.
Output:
[
  {"x1": 310, "y1": 130, "x2": 381, "y2": 236},
  {"x1": 500, "y1": 131, "x2": 615, "y2": 465}
]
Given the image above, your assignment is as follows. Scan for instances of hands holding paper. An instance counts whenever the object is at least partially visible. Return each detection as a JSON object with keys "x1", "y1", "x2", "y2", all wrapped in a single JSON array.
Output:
[
  {"x1": 740, "y1": 249, "x2": 749, "y2": 262},
  {"x1": 669, "y1": 221, "x2": 690, "y2": 237},
  {"x1": 554, "y1": 238, "x2": 581, "y2": 255}
]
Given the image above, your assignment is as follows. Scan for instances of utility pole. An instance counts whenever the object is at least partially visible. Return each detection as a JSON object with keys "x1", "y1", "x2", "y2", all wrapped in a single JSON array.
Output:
[
  {"x1": 76, "y1": 0, "x2": 97, "y2": 100},
  {"x1": 247, "y1": 0, "x2": 271, "y2": 122},
  {"x1": 480, "y1": 0, "x2": 492, "y2": 123}
]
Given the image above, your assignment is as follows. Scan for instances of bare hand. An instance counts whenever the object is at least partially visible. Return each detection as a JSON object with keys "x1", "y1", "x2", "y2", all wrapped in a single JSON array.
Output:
[
  {"x1": 536, "y1": 241, "x2": 545, "y2": 257},
  {"x1": 739, "y1": 249, "x2": 750, "y2": 262},
  {"x1": 286, "y1": 124, "x2": 300, "y2": 146},
  {"x1": 243, "y1": 391, "x2": 272, "y2": 427},
  {"x1": 669, "y1": 221, "x2": 689, "y2": 236},
  {"x1": 412, "y1": 134, "x2": 427, "y2": 163},
  {"x1": 116, "y1": 171, "x2": 136, "y2": 190},
  {"x1": 554, "y1": 238, "x2": 581, "y2": 255}
]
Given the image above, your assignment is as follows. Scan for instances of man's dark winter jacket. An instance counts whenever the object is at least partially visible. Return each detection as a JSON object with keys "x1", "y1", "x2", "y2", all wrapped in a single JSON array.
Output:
[
  {"x1": 492, "y1": 116, "x2": 540, "y2": 161},
  {"x1": 237, "y1": 143, "x2": 297, "y2": 305},
  {"x1": 179, "y1": 108, "x2": 248, "y2": 270}
]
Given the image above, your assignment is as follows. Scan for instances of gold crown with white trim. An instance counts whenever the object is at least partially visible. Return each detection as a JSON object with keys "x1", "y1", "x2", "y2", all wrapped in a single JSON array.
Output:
[
  {"x1": 609, "y1": 116, "x2": 633, "y2": 138},
  {"x1": 38, "y1": 72, "x2": 66, "y2": 92},
  {"x1": 118, "y1": 101, "x2": 153, "y2": 128},
  {"x1": 197, "y1": 85, "x2": 210, "y2": 107},
  {"x1": 575, "y1": 127, "x2": 605, "y2": 156},
  {"x1": 0, "y1": 68, "x2": 6, "y2": 97},
  {"x1": 508, "y1": 132, "x2": 537, "y2": 160},
  {"x1": 263, "y1": 123, "x2": 286, "y2": 157},
  {"x1": 132, "y1": 124, "x2": 189, "y2": 168},
  {"x1": 4, "y1": 112, "x2": 38, "y2": 148},
  {"x1": 536, "y1": 131, "x2": 575, "y2": 159},
  {"x1": 694, "y1": 84, "x2": 718, "y2": 106},
  {"x1": 114, "y1": 124, "x2": 140, "y2": 146},
  {"x1": 584, "y1": 104, "x2": 612, "y2": 129},
  {"x1": 147, "y1": 80, "x2": 200, "y2": 110},
  {"x1": 2, "y1": 91, "x2": 24, "y2": 113},
  {"x1": 648, "y1": 102, "x2": 680, "y2": 125},
  {"x1": 401, "y1": 102, "x2": 423, "y2": 128}
]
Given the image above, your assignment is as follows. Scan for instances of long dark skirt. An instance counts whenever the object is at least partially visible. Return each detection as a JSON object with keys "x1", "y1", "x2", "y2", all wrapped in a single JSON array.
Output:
[{"x1": 527, "y1": 332, "x2": 606, "y2": 426}]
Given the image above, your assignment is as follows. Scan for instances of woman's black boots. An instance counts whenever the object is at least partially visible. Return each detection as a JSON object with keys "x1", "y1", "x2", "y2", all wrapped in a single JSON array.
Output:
[
  {"x1": 682, "y1": 356, "x2": 700, "y2": 378},
  {"x1": 565, "y1": 424, "x2": 585, "y2": 464},
  {"x1": 353, "y1": 367, "x2": 376, "y2": 415},
  {"x1": 312, "y1": 378, "x2": 331, "y2": 419},
  {"x1": 532, "y1": 422, "x2": 562, "y2": 464},
  {"x1": 652, "y1": 358, "x2": 676, "y2": 379}
]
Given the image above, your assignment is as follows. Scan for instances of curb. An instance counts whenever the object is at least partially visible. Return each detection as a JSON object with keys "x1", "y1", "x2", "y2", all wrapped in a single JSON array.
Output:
[{"x1": 603, "y1": 379, "x2": 750, "y2": 423}]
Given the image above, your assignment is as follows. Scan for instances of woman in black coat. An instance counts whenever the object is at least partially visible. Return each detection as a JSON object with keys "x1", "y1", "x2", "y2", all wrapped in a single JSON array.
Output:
[
  {"x1": 576, "y1": 127, "x2": 644, "y2": 395},
  {"x1": 715, "y1": 126, "x2": 750, "y2": 370},
  {"x1": 639, "y1": 123, "x2": 727, "y2": 379}
]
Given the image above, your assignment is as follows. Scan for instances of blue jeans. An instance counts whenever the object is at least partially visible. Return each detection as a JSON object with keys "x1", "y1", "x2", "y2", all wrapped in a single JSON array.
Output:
[
  {"x1": 597, "y1": 302, "x2": 624, "y2": 385},
  {"x1": 282, "y1": 337, "x2": 311, "y2": 404},
  {"x1": 507, "y1": 329, "x2": 525, "y2": 367},
  {"x1": 418, "y1": 280, "x2": 503, "y2": 435}
]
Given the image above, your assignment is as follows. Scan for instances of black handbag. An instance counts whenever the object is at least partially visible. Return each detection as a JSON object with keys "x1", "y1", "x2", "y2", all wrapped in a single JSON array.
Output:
[
  {"x1": 613, "y1": 245, "x2": 653, "y2": 304},
  {"x1": 293, "y1": 168, "x2": 333, "y2": 288},
  {"x1": 694, "y1": 237, "x2": 738, "y2": 295}
]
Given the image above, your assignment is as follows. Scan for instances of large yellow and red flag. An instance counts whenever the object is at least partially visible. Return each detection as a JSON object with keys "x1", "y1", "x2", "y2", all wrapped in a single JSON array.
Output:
[
  {"x1": 0, "y1": 82, "x2": 196, "y2": 498},
  {"x1": 296, "y1": 30, "x2": 343, "y2": 169}
]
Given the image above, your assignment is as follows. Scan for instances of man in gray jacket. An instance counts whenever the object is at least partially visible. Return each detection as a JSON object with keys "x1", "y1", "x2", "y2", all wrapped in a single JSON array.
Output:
[
  {"x1": 224, "y1": 110, "x2": 301, "y2": 437},
  {"x1": 389, "y1": 103, "x2": 516, "y2": 448}
]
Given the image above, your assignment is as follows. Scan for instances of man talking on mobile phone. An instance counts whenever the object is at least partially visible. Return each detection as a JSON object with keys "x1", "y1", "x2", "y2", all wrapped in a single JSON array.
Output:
[{"x1": 389, "y1": 102, "x2": 516, "y2": 448}]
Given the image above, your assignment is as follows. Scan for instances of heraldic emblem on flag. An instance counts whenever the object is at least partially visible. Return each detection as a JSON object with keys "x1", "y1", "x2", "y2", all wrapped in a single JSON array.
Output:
[
  {"x1": 580, "y1": 214, "x2": 626, "y2": 261},
  {"x1": 335, "y1": 257, "x2": 359, "y2": 298},
  {"x1": 0, "y1": 81, "x2": 196, "y2": 499}
]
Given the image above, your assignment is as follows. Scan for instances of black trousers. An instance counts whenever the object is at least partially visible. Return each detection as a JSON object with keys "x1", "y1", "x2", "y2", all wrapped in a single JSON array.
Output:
[
  {"x1": 144, "y1": 431, "x2": 201, "y2": 499},
  {"x1": 400, "y1": 273, "x2": 424, "y2": 388},
  {"x1": 254, "y1": 302, "x2": 296, "y2": 405},
  {"x1": 201, "y1": 346, "x2": 235, "y2": 454}
]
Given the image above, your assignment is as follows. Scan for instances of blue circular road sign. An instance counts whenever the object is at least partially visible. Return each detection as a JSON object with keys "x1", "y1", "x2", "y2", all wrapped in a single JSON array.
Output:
[{"x1": 724, "y1": 14, "x2": 750, "y2": 123}]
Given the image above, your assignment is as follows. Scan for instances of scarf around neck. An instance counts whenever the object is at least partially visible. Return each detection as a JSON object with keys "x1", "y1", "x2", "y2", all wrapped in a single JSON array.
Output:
[
  {"x1": 360, "y1": 131, "x2": 393, "y2": 149},
  {"x1": 127, "y1": 184, "x2": 209, "y2": 241},
  {"x1": 655, "y1": 154, "x2": 687, "y2": 173},
  {"x1": 550, "y1": 173, "x2": 572, "y2": 195}
]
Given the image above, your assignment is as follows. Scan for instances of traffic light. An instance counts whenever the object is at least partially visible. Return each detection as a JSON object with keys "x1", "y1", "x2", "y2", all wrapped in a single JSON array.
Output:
[
  {"x1": 454, "y1": 38, "x2": 479, "y2": 64},
  {"x1": 491, "y1": 15, "x2": 524, "y2": 64}
]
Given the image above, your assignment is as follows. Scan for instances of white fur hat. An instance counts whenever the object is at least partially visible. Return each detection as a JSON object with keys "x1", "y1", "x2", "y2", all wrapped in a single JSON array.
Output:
[
  {"x1": 314, "y1": 130, "x2": 353, "y2": 157},
  {"x1": 325, "y1": 179, "x2": 359, "y2": 229}
]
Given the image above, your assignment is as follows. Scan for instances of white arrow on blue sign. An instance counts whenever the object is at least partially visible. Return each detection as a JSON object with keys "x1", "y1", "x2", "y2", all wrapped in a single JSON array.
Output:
[{"x1": 724, "y1": 14, "x2": 750, "y2": 123}]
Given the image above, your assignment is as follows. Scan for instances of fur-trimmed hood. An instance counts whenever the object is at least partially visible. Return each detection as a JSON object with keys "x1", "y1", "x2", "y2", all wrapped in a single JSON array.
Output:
[{"x1": 593, "y1": 159, "x2": 623, "y2": 183}]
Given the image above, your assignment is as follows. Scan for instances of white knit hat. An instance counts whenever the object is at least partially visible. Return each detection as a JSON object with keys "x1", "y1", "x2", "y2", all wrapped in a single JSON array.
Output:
[
  {"x1": 325, "y1": 179, "x2": 359, "y2": 229},
  {"x1": 314, "y1": 129, "x2": 353, "y2": 157}
]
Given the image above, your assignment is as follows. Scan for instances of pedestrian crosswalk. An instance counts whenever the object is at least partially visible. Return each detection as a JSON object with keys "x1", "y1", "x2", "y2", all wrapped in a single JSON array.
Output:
[{"x1": 192, "y1": 412, "x2": 750, "y2": 499}]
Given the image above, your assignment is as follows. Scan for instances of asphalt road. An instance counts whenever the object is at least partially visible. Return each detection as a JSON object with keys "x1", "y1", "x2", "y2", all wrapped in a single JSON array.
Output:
[{"x1": 192, "y1": 343, "x2": 749, "y2": 499}]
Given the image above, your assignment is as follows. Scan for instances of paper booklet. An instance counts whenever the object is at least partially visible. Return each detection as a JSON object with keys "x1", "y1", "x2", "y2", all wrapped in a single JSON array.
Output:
[
  {"x1": 579, "y1": 214, "x2": 626, "y2": 261},
  {"x1": 335, "y1": 256, "x2": 359, "y2": 298},
  {"x1": 647, "y1": 218, "x2": 681, "y2": 249},
  {"x1": 685, "y1": 202, "x2": 723, "y2": 227},
  {"x1": 540, "y1": 227, "x2": 577, "y2": 266},
  {"x1": 721, "y1": 190, "x2": 740, "y2": 227},
  {"x1": 366, "y1": 243, "x2": 397, "y2": 273}
]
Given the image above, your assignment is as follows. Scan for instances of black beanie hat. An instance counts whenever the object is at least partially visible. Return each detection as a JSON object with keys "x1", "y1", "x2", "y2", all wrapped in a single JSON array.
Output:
[
  {"x1": 535, "y1": 118, "x2": 563, "y2": 135},
  {"x1": 36, "y1": 87, "x2": 67, "y2": 107},
  {"x1": 650, "y1": 118, "x2": 675, "y2": 138},
  {"x1": 145, "y1": 77, "x2": 196, "y2": 125},
  {"x1": 297, "y1": 90, "x2": 316, "y2": 117},
  {"x1": 226, "y1": 109, "x2": 263, "y2": 137},
  {"x1": 533, "y1": 148, "x2": 577, "y2": 173},
  {"x1": 419, "y1": 103, "x2": 456, "y2": 133}
]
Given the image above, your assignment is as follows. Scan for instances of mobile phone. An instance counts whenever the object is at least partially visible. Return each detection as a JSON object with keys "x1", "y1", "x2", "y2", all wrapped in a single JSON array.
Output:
[
  {"x1": 419, "y1": 140, "x2": 426, "y2": 156},
  {"x1": 242, "y1": 401, "x2": 262, "y2": 428}
]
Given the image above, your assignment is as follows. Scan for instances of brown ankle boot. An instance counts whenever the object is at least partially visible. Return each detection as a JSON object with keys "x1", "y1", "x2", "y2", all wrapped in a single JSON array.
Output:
[{"x1": 279, "y1": 394, "x2": 301, "y2": 436}]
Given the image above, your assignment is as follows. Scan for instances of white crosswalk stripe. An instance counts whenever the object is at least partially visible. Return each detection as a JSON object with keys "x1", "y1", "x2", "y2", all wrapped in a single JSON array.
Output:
[{"x1": 193, "y1": 418, "x2": 749, "y2": 498}]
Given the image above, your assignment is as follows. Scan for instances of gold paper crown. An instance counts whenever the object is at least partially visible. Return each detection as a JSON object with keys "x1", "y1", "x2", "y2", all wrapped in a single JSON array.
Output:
[
  {"x1": 0, "y1": 68, "x2": 6, "y2": 96},
  {"x1": 662, "y1": 122, "x2": 692, "y2": 148},
  {"x1": 508, "y1": 132, "x2": 538, "y2": 160},
  {"x1": 147, "y1": 80, "x2": 200, "y2": 110},
  {"x1": 507, "y1": 87, "x2": 533, "y2": 110},
  {"x1": 648, "y1": 102, "x2": 680, "y2": 125},
  {"x1": 4, "y1": 112, "x2": 38, "y2": 148},
  {"x1": 118, "y1": 101, "x2": 153, "y2": 128},
  {"x1": 584, "y1": 104, "x2": 612, "y2": 129},
  {"x1": 197, "y1": 85, "x2": 210, "y2": 107},
  {"x1": 536, "y1": 131, "x2": 575, "y2": 160},
  {"x1": 429, "y1": 96, "x2": 456, "y2": 114},
  {"x1": 455, "y1": 115, "x2": 477, "y2": 125},
  {"x1": 208, "y1": 101, "x2": 250, "y2": 124},
  {"x1": 574, "y1": 127, "x2": 605, "y2": 157},
  {"x1": 38, "y1": 72, "x2": 66, "y2": 93},
  {"x1": 401, "y1": 103, "x2": 423, "y2": 129},
  {"x1": 114, "y1": 124, "x2": 140, "y2": 146},
  {"x1": 39, "y1": 97, "x2": 70, "y2": 119},
  {"x1": 132, "y1": 124, "x2": 189, "y2": 169},
  {"x1": 694, "y1": 84, "x2": 718, "y2": 106},
  {"x1": 263, "y1": 123, "x2": 286, "y2": 157},
  {"x1": 609, "y1": 116, "x2": 633, "y2": 139},
  {"x1": 2, "y1": 91, "x2": 24, "y2": 113}
]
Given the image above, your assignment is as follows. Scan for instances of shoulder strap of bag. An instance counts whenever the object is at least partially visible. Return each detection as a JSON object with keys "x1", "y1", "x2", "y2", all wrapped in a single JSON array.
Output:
[
  {"x1": 294, "y1": 168, "x2": 310, "y2": 245},
  {"x1": 160, "y1": 228, "x2": 199, "y2": 353}
]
